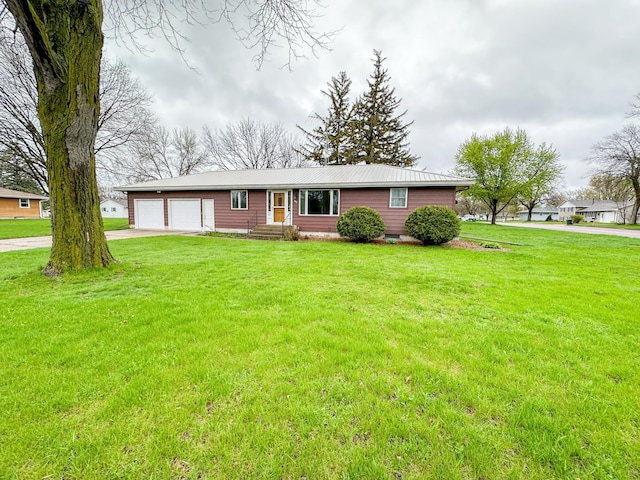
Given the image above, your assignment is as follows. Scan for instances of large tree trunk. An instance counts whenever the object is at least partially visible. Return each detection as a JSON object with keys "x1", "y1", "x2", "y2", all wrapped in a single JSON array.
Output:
[
  {"x1": 7, "y1": 0, "x2": 115, "y2": 274},
  {"x1": 631, "y1": 180, "x2": 640, "y2": 225}
]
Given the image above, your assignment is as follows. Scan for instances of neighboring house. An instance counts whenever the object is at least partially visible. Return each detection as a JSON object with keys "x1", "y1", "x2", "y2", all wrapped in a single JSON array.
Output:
[
  {"x1": 115, "y1": 164, "x2": 474, "y2": 238},
  {"x1": 100, "y1": 198, "x2": 129, "y2": 218},
  {"x1": 0, "y1": 187, "x2": 48, "y2": 219},
  {"x1": 558, "y1": 199, "x2": 636, "y2": 223},
  {"x1": 518, "y1": 208, "x2": 558, "y2": 221},
  {"x1": 614, "y1": 201, "x2": 640, "y2": 224}
]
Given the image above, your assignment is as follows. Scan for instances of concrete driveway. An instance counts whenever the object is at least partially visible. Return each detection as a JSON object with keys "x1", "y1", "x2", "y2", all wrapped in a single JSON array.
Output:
[
  {"x1": 0, "y1": 229, "x2": 195, "y2": 253},
  {"x1": 496, "y1": 222, "x2": 640, "y2": 239}
]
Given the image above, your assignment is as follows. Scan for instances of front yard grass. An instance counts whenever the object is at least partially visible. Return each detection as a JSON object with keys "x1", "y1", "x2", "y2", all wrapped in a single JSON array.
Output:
[
  {"x1": 512, "y1": 220, "x2": 640, "y2": 229},
  {"x1": 1, "y1": 224, "x2": 638, "y2": 479},
  {"x1": 0, "y1": 217, "x2": 129, "y2": 239}
]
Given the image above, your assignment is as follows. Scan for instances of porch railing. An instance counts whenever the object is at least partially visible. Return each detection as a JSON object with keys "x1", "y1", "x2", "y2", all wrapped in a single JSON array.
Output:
[
  {"x1": 247, "y1": 212, "x2": 258, "y2": 235},
  {"x1": 282, "y1": 211, "x2": 292, "y2": 235}
]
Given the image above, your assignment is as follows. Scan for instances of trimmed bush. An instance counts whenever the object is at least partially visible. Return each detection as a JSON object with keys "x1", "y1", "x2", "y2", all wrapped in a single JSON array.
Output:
[
  {"x1": 571, "y1": 214, "x2": 584, "y2": 224},
  {"x1": 336, "y1": 206, "x2": 386, "y2": 243},
  {"x1": 404, "y1": 205, "x2": 460, "y2": 245}
]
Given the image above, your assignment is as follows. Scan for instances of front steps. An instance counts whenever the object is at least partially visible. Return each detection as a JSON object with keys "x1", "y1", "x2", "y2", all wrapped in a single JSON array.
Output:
[{"x1": 248, "y1": 224, "x2": 291, "y2": 240}]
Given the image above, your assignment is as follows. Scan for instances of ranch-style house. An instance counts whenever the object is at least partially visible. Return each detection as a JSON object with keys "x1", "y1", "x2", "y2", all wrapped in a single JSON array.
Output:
[{"x1": 115, "y1": 164, "x2": 474, "y2": 239}]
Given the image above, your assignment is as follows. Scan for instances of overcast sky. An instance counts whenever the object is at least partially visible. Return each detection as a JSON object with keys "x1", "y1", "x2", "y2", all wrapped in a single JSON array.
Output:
[{"x1": 104, "y1": 0, "x2": 640, "y2": 189}]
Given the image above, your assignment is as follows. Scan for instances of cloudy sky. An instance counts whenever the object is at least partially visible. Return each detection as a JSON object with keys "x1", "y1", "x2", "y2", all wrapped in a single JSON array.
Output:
[{"x1": 104, "y1": 0, "x2": 640, "y2": 189}]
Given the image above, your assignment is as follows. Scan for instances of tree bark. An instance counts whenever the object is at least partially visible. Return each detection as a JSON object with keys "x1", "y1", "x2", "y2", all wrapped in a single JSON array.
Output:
[
  {"x1": 631, "y1": 179, "x2": 640, "y2": 225},
  {"x1": 7, "y1": 0, "x2": 115, "y2": 274}
]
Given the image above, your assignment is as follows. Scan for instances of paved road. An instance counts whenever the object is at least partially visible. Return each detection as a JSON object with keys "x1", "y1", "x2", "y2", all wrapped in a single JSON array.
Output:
[
  {"x1": 0, "y1": 229, "x2": 195, "y2": 253},
  {"x1": 495, "y1": 222, "x2": 640, "y2": 239}
]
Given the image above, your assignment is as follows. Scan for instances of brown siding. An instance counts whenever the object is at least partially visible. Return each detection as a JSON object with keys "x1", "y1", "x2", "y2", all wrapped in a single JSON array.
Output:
[
  {"x1": 293, "y1": 187, "x2": 456, "y2": 235},
  {"x1": 127, "y1": 190, "x2": 267, "y2": 229},
  {"x1": 127, "y1": 186, "x2": 455, "y2": 235},
  {"x1": 0, "y1": 198, "x2": 42, "y2": 218}
]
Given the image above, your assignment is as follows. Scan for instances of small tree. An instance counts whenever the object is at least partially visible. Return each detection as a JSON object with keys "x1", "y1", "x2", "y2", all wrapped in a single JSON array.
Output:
[
  {"x1": 404, "y1": 206, "x2": 460, "y2": 245},
  {"x1": 336, "y1": 206, "x2": 386, "y2": 242},
  {"x1": 518, "y1": 142, "x2": 563, "y2": 221},
  {"x1": 455, "y1": 128, "x2": 536, "y2": 224}
]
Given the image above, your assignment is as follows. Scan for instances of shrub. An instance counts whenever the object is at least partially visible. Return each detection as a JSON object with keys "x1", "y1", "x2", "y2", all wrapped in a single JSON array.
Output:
[
  {"x1": 480, "y1": 241, "x2": 501, "y2": 249},
  {"x1": 404, "y1": 206, "x2": 460, "y2": 245},
  {"x1": 571, "y1": 214, "x2": 584, "y2": 224},
  {"x1": 336, "y1": 206, "x2": 386, "y2": 243},
  {"x1": 283, "y1": 226, "x2": 300, "y2": 241}
]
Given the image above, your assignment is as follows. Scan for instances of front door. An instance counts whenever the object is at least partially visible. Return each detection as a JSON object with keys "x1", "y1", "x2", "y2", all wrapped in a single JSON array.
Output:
[
  {"x1": 267, "y1": 190, "x2": 291, "y2": 225},
  {"x1": 273, "y1": 192, "x2": 285, "y2": 222},
  {"x1": 202, "y1": 199, "x2": 215, "y2": 231}
]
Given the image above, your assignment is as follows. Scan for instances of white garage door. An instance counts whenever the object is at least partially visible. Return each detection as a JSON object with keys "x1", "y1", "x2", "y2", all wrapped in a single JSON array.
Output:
[
  {"x1": 135, "y1": 199, "x2": 165, "y2": 230},
  {"x1": 169, "y1": 199, "x2": 202, "y2": 230}
]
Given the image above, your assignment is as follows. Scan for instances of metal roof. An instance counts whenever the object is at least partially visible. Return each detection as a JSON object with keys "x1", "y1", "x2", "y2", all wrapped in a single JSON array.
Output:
[
  {"x1": 115, "y1": 164, "x2": 474, "y2": 192},
  {"x1": 576, "y1": 200, "x2": 621, "y2": 212},
  {"x1": 0, "y1": 187, "x2": 48, "y2": 200}
]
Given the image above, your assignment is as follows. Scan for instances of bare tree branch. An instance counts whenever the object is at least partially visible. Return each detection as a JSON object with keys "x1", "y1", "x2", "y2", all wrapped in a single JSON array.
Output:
[
  {"x1": 202, "y1": 118, "x2": 308, "y2": 170},
  {"x1": 0, "y1": 29, "x2": 155, "y2": 193},
  {"x1": 588, "y1": 124, "x2": 640, "y2": 223},
  {"x1": 104, "y1": 0, "x2": 337, "y2": 69},
  {"x1": 106, "y1": 125, "x2": 212, "y2": 182}
]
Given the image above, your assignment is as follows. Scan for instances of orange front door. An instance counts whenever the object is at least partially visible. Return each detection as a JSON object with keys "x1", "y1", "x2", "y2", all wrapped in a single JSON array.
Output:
[{"x1": 273, "y1": 192, "x2": 285, "y2": 222}]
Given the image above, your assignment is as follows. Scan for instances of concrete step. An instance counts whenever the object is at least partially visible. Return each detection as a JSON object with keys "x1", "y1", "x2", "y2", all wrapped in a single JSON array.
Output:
[
  {"x1": 247, "y1": 234, "x2": 284, "y2": 241},
  {"x1": 248, "y1": 224, "x2": 295, "y2": 240}
]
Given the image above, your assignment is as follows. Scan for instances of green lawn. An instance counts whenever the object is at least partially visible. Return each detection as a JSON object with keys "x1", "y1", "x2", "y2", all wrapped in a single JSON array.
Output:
[
  {"x1": 1, "y1": 224, "x2": 638, "y2": 479},
  {"x1": 511, "y1": 220, "x2": 640, "y2": 229},
  {"x1": 0, "y1": 217, "x2": 130, "y2": 239},
  {"x1": 569, "y1": 221, "x2": 640, "y2": 230}
]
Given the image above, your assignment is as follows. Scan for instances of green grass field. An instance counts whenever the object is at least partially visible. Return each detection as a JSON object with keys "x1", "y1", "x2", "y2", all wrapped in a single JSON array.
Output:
[
  {"x1": 511, "y1": 220, "x2": 640, "y2": 230},
  {"x1": 1, "y1": 224, "x2": 638, "y2": 479},
  {"x1": 0, "y1": 217, "x2": 130, "y2": 239}
]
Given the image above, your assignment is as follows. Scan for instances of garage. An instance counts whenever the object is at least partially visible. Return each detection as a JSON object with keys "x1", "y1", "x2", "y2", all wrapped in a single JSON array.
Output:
[
  {"x1": 135, "y1": 199, "x2": 165, "y2": 230},
  {"x1": 169, "y1": 199, "x2": 202, "y2": 230}
]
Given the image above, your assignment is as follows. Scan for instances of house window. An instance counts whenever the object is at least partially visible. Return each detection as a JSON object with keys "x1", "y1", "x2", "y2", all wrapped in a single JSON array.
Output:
[
  {"x1": 231, "y1": 190, "x2": 248, "y2": 209},
  {"x1": 390, "y1": 188, "x2": 408, "y2": 208},
  {"x1": 19, "y1": 198, "x2": 30, "y2": 208},
  {"x1": 299, "y1": 190, "x2": 339, "y2": 216},
  {"x1": 102, "y1": 207, "x2": 107, "y2": 212},
  {"x1": 111, "y1": 207, "x2": 117, "y2": 212}
]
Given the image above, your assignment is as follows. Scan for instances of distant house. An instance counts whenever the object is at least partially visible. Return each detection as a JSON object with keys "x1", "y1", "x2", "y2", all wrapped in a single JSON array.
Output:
[
  {"x1": 115, "y1": 164, "x2": 474, "y2": 238},
  {"x1": 615, "y1": 201, "x2": 640, "y2": 224},
  {"x1": 558, "y1": 199, "x2": 622, "y2": 223},
  {"x1": 100, "y1": 198, "x2": 129, "y2": 218},
  {"x1": 0, "y1": 187, "x2": 48, "y2": 218},
  {"x1": 518, "y1": 207, "x2": 558, "y2": 221}
]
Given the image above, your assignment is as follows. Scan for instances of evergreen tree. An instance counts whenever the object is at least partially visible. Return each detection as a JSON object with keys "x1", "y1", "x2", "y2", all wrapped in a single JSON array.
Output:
[
  {"x1": 350, "y1": 50, "x2": 418, "y2": 167},
  {"x1": 298, "y1": 71, "x2": 354, "y2": 165}
]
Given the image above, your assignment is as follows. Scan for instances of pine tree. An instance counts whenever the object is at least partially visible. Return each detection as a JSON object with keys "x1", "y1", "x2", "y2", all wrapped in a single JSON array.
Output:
[
  {"x1": 298, "y1": 71, "x2": 355, "y2": 165},
  {"x1": 351, "y1": 50, "x2": 418, "y2": 167}
]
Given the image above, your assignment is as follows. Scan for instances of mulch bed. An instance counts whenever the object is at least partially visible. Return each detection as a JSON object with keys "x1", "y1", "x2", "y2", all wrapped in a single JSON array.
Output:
[{"x1": 300, "y1": 236, "x2": 507, "y2": 250}]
